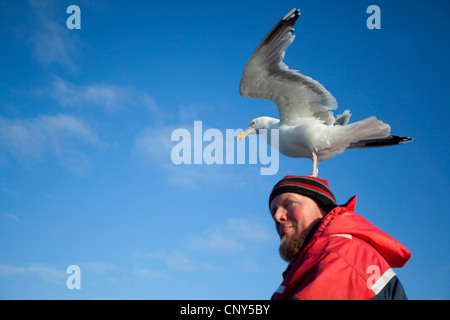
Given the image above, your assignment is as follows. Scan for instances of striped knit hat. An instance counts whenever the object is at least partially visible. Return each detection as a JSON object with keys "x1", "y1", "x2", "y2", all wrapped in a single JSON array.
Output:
[{"x1": 269, "y1": 176, "x2": 337, "y2": 212}]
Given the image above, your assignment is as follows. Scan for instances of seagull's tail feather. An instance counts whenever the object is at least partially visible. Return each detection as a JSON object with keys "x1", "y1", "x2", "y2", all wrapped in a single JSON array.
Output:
[
  {"x1": 342, "y1": 116, "x2": 413, "y2": 149},
  {"x1": 347, "y1": 135, "x2": 413, "y2": 149},
  {"x1": 342, "y1": 116, "x2": 391, "y2": 146},
  {"x1": 318, "y1": 116, "x2": 392, "y2": 161}
]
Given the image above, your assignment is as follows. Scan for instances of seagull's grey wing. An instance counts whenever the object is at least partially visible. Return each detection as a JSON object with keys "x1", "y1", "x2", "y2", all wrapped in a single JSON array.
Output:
[{"x1": 239, "y1": 9, "x2": 337, "y2": 125}]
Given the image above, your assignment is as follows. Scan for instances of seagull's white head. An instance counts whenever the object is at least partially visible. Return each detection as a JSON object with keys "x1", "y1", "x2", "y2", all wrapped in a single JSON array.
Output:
[{"x1": 237, "y1": 117, "x2": 279, "y2": 141}]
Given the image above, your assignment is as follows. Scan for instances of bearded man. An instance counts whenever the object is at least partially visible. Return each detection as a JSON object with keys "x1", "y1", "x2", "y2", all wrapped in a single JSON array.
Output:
[{"x1": 268, "y1": 175, "x2": 411, "y2": 300}]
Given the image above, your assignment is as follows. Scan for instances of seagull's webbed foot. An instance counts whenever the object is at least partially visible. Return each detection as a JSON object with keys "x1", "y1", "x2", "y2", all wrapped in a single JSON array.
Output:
[{"x1": 311, "y1": 153, "x2": 319, "y2": 177}]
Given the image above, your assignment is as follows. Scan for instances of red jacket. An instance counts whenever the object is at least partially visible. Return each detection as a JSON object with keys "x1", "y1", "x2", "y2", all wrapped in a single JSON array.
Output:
[{"x1": 271, "y1": 195, "x2": 411, "y2": 300}]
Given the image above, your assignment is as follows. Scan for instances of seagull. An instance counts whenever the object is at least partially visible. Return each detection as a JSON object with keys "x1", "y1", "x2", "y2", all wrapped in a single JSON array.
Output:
[{"x1": 237, "y1": 8, "x2": 412, "y2": 177}]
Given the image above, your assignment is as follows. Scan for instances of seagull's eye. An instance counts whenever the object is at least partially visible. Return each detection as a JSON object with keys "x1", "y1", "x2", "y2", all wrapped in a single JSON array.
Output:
[{"x1": 250, "y1": 121, "x2": 256, "y2": 126}]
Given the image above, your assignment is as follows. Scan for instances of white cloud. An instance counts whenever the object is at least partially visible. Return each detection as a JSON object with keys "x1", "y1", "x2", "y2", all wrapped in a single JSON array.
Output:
[
  {"x1": 242, "y1": 258, "x2": 260, "y2": 273},
  {"x1": 1, "y1": 186, "x2": 19, "y2": 198},
  {"x1": 0, "y1": 116, "x2": 45, "y2": 160},
  {"x1": 190, "y1": 230, "x2": 242, "y2": 254},
  {"x1": 135, "y1": 250, "x2": 215, "y2": 274},
  {"x1": 0, "y1": 212, "x2": 20, "y2": 223},
  {"x1": 142, "y1": 250, "x2": 214, "y2": 273},
  {"x1": 132, "y1": 120, "x2": 250, "y2": 190},
  {"x1": 133, "y1": 124, "x2": 222, "y2": 189},
  {"x1": 0, "y1": 114, "x2": 101, "y2": 174},
  {"x1": 134, "y1": 216, "x2": 272, "y2": 280},
  {"x1": 0, "y1": 263, "x2": 66, "y2": 283},
  {"x1": 133, "y1": 125, "x2": 178, "y2": 164},
  {"x1": 50, "y1": 77, "x2": 160, "y2": 115},
  {"x1": 78, "y1": 262, "x2": 119, "y2": 273},
  {"x1": 0, "y1": 261, "x2": 121, "y2": 287},
  {"x1": 27, "y1": 0, "x2": 83, "y2": 71},
  {"x1": 189, "y1": 216, "x2": 271, "y2": 254},
  {"x1": 132, "y1": 267, "x2": 169, "y2": 281}
]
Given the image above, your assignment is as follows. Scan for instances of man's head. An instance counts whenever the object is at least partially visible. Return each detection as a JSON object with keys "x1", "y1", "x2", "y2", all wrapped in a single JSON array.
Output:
[{"x1": 268, "y1": 176, "x2": 337, "y2": 262}]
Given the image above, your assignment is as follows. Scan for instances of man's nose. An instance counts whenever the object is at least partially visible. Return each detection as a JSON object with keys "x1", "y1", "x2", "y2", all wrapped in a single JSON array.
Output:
[{"x1": 273, "y1": 208, "x2": 287, "y2": 223}]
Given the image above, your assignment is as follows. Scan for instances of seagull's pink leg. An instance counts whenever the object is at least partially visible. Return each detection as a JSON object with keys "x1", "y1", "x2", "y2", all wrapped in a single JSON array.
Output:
[{"x1": 311, "y1": 153, "x2": 319, "y2": 177}]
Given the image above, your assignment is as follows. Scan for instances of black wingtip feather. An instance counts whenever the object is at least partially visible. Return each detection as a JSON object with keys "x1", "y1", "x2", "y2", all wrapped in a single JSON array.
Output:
[
  {"x1": 347, "y1": 135, "x2": 413, "y2": 149},
  {"x1": 282, "y1": 8, "x2": 300, "y2": 21},
  {"x1": 257, "y1": 9, "x2": 300, "y2": 48}
]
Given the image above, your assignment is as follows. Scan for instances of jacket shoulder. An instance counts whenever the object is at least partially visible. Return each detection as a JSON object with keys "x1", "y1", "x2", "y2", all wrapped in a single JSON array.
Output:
[{"x1": 295, "y1": 233, "x2": 396, "y2": 299}]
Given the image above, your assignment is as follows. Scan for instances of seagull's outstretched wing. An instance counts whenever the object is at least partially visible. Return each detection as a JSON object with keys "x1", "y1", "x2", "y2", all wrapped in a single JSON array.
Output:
[{"x1": 239, "y1": 9, "x2": 338, "y2": 125}]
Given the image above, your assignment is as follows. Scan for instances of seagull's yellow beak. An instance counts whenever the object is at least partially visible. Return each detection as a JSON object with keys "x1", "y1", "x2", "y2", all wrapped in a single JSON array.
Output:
[{"x1": 237, "y1": 128, "x2": 252, "y2": 141}]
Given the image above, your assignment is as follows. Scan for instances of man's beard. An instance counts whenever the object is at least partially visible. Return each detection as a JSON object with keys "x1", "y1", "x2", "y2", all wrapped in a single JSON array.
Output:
[{"x1": 279, "y1": 231, "x2": 307, "y2": 263}]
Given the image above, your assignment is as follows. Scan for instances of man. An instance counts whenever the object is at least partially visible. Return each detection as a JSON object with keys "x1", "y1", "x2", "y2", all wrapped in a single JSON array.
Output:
[{"x1": 269, "y1": 175, "x2": 411, "y2": 300}]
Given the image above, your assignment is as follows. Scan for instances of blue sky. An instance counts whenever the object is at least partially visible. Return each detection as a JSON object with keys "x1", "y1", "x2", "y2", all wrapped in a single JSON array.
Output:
[{"x1": 0, "y1": 0, "x2": 449, "y2": 299}]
